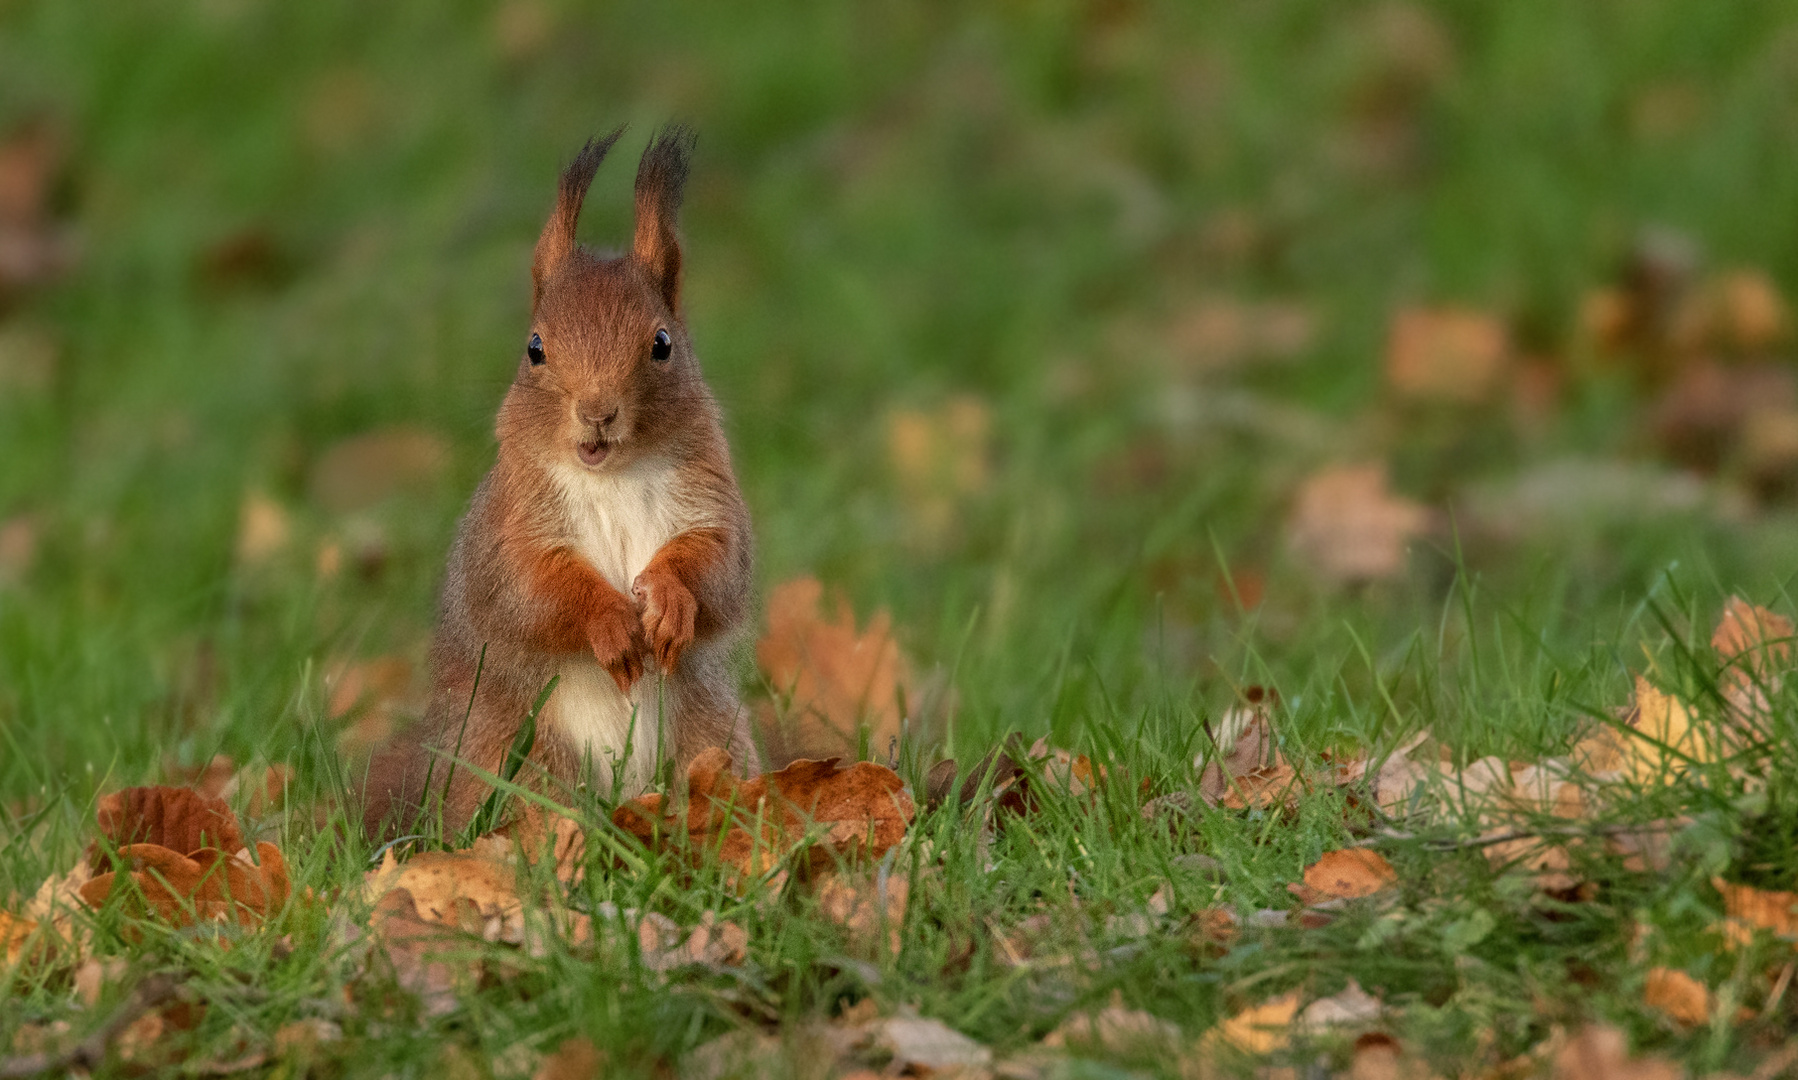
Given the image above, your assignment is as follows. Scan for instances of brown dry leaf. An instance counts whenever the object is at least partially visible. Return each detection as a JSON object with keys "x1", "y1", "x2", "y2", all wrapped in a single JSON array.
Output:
[
  {"x1": 1207, "y1": 989, "x2": 1301, "y2": 1054},
  {"x1": 22, "y1": 862, "x2": 92, "y2": 952},
  {"x1": 1351, "y1": 1033, "x2": 1434, "y2": 1080},
  {"x1": 614, "y1": 748, "x2": 914, "y2": 884},
  {"x1": 1641, "y1": 967, "x2": 1709, "y2": 1026},
  {"x1": 93, "y1": 786, "x2": 245, "y2": 866},
  {"x1": 1385, "y1": 306, "x2": 1511, "y2": 404},
  {"x1": 887, "y1": 394, "x2": 992, "y2": 549},
  {"x1": 871, "y1": 1014, "x2": 992, "y2": 1074},
  {"x1": 635, "y1": 910, "x2": 748, "y2": 971},
  {"x1": 1291, "y1": 850, "x2": 1398, "y2": 904},
  {"x1": 80, "y1": 842, "x2": 290, "y2": 928},
  {"x1": 533, "y1": 1036, "x2": 603, "y2": 1080},
  {"x1": 273, "y1": 1018, "x2": 343, "y2": 1057},
  {"x1": 1152, "y1": 295, "x2": 1318, "y2": 374},
  {"x1": 1712, "y1": 877, "x2": 1798, "y2": 945},
  {"x1": 1297, "y1": 979, "x2": 1383, "y2": 1030},
  {"x1": 309, "y1": 425, "x2": 450, "y2": 514},
  {"x1": 1551, "y1": 1024, "x2": 1680, "y2": 1080},
  {"x1": 1670, "y1": 269, "x2": 1790, "y2": 356},
  {"x1": 362, "y1": 836, "x2": 523, "y2": 943},
  {"x1": 235, "y1": 492, "x2": 290, "y2": 568},
  {"x1": 817, "y1": 869, "x2": 910, "y2": 957},
  {"x1": 1198, "y1": 690, "x2": 1285, "y2": 807},
  {"x1": 1713, "y1": 596, "x2": 1794, "y2": 720},
  {"x1": 1, "y1": 910, "x2": 38, "y2": 967},
  {"x1": 1045, "y1": 990, "x2": 1182, "y2": 1054},
  {"x1": 365, "y1": 887, "x2": 467, "y2": 1017},
  {"x1": 502, "y1": 807, "x2": 587, "y2": 888},
  {"x1": 756, "y1": 578, "x2": 914, "y2": 765},
  {"x1": 1286, "y1": 464, "x2": 1430, "y2": 585}
]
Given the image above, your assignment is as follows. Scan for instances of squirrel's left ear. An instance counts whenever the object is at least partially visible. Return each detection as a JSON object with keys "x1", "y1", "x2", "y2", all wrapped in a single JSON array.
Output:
[{"x1": 632, "y1": 126, "x2": 695, "y2": 313}]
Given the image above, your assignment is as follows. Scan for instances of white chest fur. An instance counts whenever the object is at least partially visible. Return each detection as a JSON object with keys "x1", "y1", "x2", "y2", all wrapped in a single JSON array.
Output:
[{"x1": 544, "y1": 456, "x2": 702, "y2": 797}]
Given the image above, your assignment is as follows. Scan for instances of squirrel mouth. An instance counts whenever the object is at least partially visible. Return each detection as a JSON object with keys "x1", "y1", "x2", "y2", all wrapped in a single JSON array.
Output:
[{"x1": 577, "y1": 438, "x2": 612, "y2": 467}]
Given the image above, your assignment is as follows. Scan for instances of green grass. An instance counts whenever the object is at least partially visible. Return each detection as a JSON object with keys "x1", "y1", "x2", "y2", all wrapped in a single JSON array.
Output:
[{"x1": 6, "y1": 0, "x2": 1798, "y2": 1075}]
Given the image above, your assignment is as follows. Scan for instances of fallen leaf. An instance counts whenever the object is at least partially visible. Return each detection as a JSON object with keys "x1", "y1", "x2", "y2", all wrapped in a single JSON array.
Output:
[
  {"x1": 1713, "y1": 597, "x2": 1794, "y2": 720},
  {"x1": 1670, "y1": 269, "x2": 1790, "y2": 356},
  {"x1": 1, "y1": 910, "x2": 38, "y2": 967},
  {"x1": 361, "y1": 836, "x2": 523, "y2": 943},
  {"x1": 1385, "y1": 306, "x2": 1511, "y2": 404},
  {"x1": 635, "y1": 909, "x2": 748, "y2": 971},
  {"x1": 818, "y1": 869, "x2": 910, "y2": 956},
  {"x1": 1286, "y1": 464, "x2": 1431, "y2": 585},
  {"x1": 0, "y1": 514, "x2": 37, "y2": 586},
  {"x1": 1291, "y1": 850, "x2": 1398, "y2": 904},
  {"x1": 1297, "y1": 979, "x2": 1384, "y2": 1030},
  {"x1": 1209, "y1": 989, "x2": 1301, "y2": 1054},
  {"x1": 1350, "y1": 1033, "x2": 1433, "y2": 1080},
  {"x1": 309, "y1": 425, "x2": 450, "y2": 514},
  {"x1": 533, "y1": 1036, "x2": 603, "y2": 1080},
  {"x1": 1642, "y1": 967, "x2": 1709, "y2": 1026},
  {"x1": 1713, "y1": 877, "x2": 1798, "y2": 944},
  {"x1": 272, "y1": 1018, "x2": 342, "y2": 1057},
  {"x1": 365, "y1": 888, "x2": 467, "y2": 1017},
  {"x1": 755, "y1": 578, "x2": 914, "y2": 766},
  {"x1": 80, "y1": 842, "x2": 289, "y2": 928},
  {"x1": 613, "y1": 748, "x2": 914, "y2": 884},
  {"x1": 1551, "y1": 1024, "x2": 1680, "y2": 1080},
  {"x1": 1045, "y1": 990, "x2": 1181, "y2": 1054},
  {"x1": 1649, "y1": 361, "x2": 1795, "y2": 472},
  {"x1": 93, "y1": 786, "x2": 244, "y2": 867},
  {"x1": 872, "y1": 1014, "x2": 992, "y2": 1073}
]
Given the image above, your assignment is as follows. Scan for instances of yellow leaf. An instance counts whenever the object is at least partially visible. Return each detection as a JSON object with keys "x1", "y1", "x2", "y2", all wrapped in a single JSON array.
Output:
[{"x1": 1211, "y1": 990, "x2": 1301, "y2": 1054}]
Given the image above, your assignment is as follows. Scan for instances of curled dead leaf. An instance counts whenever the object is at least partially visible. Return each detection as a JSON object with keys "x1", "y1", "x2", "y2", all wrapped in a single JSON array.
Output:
[
  {"x1": 92, "y1": 786, "x2": 244, "y2": 869},
  {"x1": 80, "y1": 842, "x2": 289, "y2": 928},
  {"x1": 1207, "y1": 989, "x2": 1301, "y2": 1054},
  {"x1": 612, "y1": 748, "x2": 914, "y2": 884}
]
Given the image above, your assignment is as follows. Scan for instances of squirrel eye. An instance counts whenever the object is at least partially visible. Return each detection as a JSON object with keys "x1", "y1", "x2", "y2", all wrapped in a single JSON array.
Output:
[
  {"x1": 651, "y1": 328, "x2": 672, "y2": 362},
  {"x1": 527, "y1": 333, "x2": 545, "y2": 365}
]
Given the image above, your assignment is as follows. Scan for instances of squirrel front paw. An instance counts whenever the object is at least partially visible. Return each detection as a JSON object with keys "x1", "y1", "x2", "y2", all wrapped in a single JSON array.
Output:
[
  {"x1": 586, "y1": 593, "x2": 646, "y2": 693},
  {"x1": 632, "y1": 568, "x2": 698, "y2": 672}
]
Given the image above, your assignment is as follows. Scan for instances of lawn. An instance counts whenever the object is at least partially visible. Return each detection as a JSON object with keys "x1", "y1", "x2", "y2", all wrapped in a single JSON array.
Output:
[{"x1": 5, "y1": 1, "x2": 1798, "y2": 1076}]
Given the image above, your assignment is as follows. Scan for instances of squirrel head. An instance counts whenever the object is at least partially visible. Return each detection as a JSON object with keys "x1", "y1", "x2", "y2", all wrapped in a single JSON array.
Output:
[{"x1": 498, "y1": 127, "x2": 707, "y2": 474}]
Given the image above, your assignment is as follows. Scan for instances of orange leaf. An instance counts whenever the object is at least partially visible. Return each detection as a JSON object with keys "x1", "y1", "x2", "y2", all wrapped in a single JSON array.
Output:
[
  {"x1": 80, "y1": 841, "x2": 289, "y2": 927},
  {"x1": 1385, "y1": 306, "x2": 1511, "y2": 404},
  {"x1": 613, "y1": 748, "x2": 914, "y2": 882},
  {"x1": 1293, "y1": 849, "x2": 1398, "y2": 903},
  {"x1": 1713, "y1": 877, "x2": 1798, "y2": 942},
  {"x1": 92, "y1": 786, "x2": 244, "y2": 868},
  {"x1": 1642, "y1": 967, "x2": 1709, "y2": 1026}
]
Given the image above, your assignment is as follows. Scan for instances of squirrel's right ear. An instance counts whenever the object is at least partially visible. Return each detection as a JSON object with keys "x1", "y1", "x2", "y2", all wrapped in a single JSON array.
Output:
[{"x1": 532, "y1": 127, "x2": 626, "y2": 300}]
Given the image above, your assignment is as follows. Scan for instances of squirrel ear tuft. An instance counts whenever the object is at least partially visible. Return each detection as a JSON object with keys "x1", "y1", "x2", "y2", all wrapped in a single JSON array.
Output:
[
  {"x1": 632, "y1": 126, "x2": 695, "y2": 313},
  {"x1": 533, "y1": 127, "x2": 626, "y2": 300}
]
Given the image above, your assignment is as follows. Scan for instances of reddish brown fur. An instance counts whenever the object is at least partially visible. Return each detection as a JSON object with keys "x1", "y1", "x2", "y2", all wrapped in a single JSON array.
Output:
[{"x1": 361, "y1": 128, "x2": 758, "y2": 838}]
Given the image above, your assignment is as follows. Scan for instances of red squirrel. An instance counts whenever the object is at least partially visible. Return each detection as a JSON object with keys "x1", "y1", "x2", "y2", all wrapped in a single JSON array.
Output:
[{"x1": 363, "y1": 127, "x2": 758, "y2": 837}]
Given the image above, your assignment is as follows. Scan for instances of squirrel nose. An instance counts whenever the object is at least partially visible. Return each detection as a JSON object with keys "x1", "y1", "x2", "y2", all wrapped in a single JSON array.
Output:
[{"x1": 579, "y1": 403, "x2": 619, "y2": 429}]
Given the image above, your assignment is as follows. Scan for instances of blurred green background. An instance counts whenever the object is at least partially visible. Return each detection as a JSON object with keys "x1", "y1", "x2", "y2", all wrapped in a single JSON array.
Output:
[{"x1": 4, "y1": 0, "x2": 1798, "y2": 817}]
